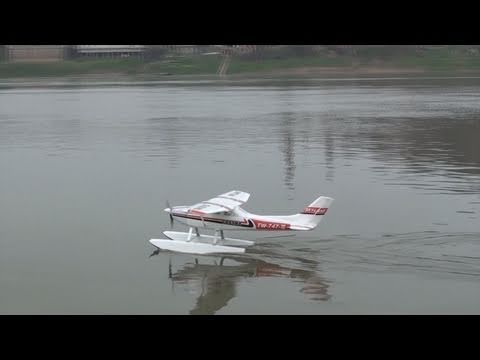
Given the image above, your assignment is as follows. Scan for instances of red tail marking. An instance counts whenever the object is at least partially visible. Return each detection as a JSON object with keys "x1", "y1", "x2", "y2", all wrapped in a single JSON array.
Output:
[{"x1": 302, "y1": 207, "x2": 328, "y2": 215}]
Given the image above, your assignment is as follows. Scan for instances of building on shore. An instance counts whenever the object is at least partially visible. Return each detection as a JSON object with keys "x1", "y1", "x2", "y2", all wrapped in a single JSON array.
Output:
[
  {"x1": 155, "y1": 45, "x2": 204, "y2": 54},
  {"x1": 74, "y1": 45, "x2": 147, "y2": 58},
  {"x1": 154, "y1": 45, "x2": 257, "y2": 55},
  {"x1": 4, "y1": 45, "x2": 67, "y2": 62}
]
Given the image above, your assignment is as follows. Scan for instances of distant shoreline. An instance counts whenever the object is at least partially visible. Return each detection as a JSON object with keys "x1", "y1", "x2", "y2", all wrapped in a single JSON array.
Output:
[
  {"x1": 2, "y1": 70, "x2": 480, "y2": 88},
  {"x1": 3, "y1": 52, "x2": 480, "y2": 81}
]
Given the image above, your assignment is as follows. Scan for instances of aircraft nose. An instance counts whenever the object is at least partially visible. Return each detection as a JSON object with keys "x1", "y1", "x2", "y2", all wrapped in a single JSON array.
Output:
[{"x1": 164, "y1": 208, "x2": 171, "y2": 213}]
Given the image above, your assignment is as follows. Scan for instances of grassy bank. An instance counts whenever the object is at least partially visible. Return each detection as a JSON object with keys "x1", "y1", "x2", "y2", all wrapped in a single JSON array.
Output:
[
  {"x1": 3, "y1": 48, "x2": 480, "y2": 79},
  {"x1": 0, "y1": 56, "x2": 223, "y2": 78},
  {"x1": 230, "y1": 47, "x2": 480, "y2": 74}
]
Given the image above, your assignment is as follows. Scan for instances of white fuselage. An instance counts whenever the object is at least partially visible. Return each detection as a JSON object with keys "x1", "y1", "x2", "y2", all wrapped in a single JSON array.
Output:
[{"x1": 170, "y1": 206, "x2": 310, "y2": 231}]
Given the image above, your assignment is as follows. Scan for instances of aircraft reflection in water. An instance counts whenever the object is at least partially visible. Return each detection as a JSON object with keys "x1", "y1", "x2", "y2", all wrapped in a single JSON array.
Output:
[{"x1": 150, "y1": 250, "x2": 330, "y2": 315}]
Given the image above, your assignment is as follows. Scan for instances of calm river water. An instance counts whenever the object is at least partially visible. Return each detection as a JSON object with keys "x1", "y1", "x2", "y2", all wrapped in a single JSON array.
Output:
[{"x1": 1, "y1": 77, "x2": 479, "y2": 314}]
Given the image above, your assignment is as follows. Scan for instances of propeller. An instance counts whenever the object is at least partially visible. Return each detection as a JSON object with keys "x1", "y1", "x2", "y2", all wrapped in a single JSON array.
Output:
[
  {"x1": 149, "y1": 249, "x2": 160, "y2": 258},
  {"x1": 166, "y1": 200, "x2": 174, "y2": 228}
]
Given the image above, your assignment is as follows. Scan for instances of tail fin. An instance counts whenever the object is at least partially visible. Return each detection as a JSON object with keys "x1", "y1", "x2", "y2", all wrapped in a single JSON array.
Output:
[{"x1": 291, "y1": 196, "x2": 334, "y2": 230}]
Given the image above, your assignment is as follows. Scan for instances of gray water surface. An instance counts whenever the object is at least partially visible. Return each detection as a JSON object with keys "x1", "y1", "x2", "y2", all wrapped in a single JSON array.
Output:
[{"x1": 1, "y1": 77, "x2": 479, "y2": 314}]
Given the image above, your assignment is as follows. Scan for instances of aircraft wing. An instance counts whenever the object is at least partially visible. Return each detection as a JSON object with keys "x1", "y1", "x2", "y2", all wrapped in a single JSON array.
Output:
[{"x1": 188, "y1": 190, "x2": 250, "y2": 214}]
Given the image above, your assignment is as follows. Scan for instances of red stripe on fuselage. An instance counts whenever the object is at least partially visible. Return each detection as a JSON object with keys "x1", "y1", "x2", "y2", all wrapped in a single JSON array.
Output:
[
  {"x1": 172, "y1": 213, "x2": 253, "y2": 227},
  {"x1": 174, "y1": 213, "x2": 223, "y2": 223}
]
